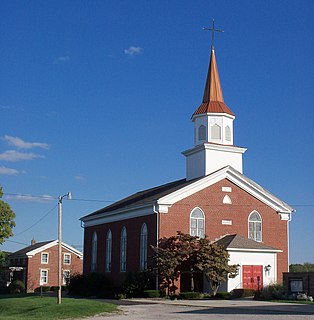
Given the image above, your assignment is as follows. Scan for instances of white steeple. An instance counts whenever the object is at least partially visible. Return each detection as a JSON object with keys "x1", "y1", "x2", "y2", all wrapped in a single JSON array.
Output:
[{"x1": 183, "y1": 47, "x2": 246, "y2": 180}]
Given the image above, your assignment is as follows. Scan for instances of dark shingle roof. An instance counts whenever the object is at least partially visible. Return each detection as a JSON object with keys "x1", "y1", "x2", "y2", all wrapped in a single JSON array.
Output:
[
  {"x1": 215, "y1": 234, "x2": 279, "y2": 251},
  {"x1": 9, "y1": 241, "x2": 54, "y2": 257},
  {"x1": 82, "y1": 177, "x2": 200, "y2": 219}
]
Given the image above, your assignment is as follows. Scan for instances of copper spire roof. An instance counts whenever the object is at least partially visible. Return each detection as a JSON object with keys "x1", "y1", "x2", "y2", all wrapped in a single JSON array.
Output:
[{"x1": 193, "y1": 48, "x2": 234, "y2": 117}]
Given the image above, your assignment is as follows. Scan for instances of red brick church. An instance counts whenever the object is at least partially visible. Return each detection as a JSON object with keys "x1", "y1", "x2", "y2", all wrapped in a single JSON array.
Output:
[{"x1": 81, "y1": 37, "x2": 293, "y2": 293}]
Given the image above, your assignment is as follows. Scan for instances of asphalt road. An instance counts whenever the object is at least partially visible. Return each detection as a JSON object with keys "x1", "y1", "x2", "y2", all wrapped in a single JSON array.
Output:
[{"x1": 80, "y1": 298, "x2": 314, "y2": 320}]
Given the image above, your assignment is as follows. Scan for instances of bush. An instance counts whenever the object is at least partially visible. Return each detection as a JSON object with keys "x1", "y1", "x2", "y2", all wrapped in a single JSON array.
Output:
[
  {"x1": 215, "y1": 291, "x2": 232, "y2": 299},
  {"x1": 50, "y1": 286, "x2": 67, "y2": 292},
  {"x1": 179, "y1": 292, "x2": 202, "y2": 299},
  {"x1": 254, "y1": 284, "x2": 286, "y2": 301},
  {"x1": 34, "y1": 286, "x2": 51, "y2": 293},
  {"x1": 0, "y1": 286, "x2": 10, "y2": 294},
  {"x1": 68, "y1": 273, "x2": 114, "y2": 298},
  {"x1": 143, "y1": 290, "x2": 160, "y2": 298},
  {"x1": 122, "y1": 272, "x2": 153, "y2": 298},
  {"x1": 232, "y1": 288, "x2": 255, "y2": 298},
  {"x1": 8, "y1": 280, "x2": 25, "y2": 294}
]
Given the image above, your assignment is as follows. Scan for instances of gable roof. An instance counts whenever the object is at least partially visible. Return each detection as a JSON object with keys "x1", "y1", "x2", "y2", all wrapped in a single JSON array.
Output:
[
  {"x1": 81, "y1": 166, "x2": 293, "y2": 224},
  {"x1": 82, "y1": 177, "x2": 200, "y2": 219},
  {"x1": 215, "y1": 234, "x2": 282, "y2": 252},
  {"x1": 9, "y1": 240, "x2": 83, "y2": 259}
]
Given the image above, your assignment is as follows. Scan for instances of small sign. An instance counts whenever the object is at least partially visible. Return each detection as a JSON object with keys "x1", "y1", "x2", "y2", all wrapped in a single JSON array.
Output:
[
  {"x1": 222, "y1": 220, "x2": 232, "y2": 225},
  {"x1": 222, "y1": 187, "x2": 232, "y2": 192}
]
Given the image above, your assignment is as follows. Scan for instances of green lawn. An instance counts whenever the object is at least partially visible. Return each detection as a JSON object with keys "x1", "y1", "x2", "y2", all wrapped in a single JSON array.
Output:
[{"x1": 0, "y1": 295, "x2": 117, "y2": 320}]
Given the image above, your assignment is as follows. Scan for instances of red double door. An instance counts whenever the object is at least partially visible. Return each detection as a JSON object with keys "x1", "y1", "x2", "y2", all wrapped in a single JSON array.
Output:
[{"x1": 242, "y1": 265, "x2": 263, "y2": 290}]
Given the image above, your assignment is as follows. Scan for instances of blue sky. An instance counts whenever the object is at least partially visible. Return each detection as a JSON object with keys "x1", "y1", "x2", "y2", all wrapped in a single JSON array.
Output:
[{"x1": 0, "y1": 0, "x2": 313, "y2": 264}]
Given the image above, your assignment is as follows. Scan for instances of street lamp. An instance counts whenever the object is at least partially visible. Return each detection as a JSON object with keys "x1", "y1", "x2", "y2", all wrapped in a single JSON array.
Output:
[{"x1": 57, "y1": 192, "x2": 72, "y2": 305}]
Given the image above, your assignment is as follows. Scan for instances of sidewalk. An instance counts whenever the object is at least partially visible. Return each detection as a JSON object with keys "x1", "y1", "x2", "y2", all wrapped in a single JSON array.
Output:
[{"x1": 120, "y1": 297, "x2": 314, "y2": 315}]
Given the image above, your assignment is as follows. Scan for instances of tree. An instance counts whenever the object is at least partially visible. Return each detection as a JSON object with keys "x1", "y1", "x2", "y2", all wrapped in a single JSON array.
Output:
[
  {"x1": 0, "y1": 185, "x2": 16, "y2": 245},
  {"x1": 195, "y1": 239, "x2": 237, "y2": 296},
  {"x1": 151, "y1": 232, "x2": 237, "y2": 296},
  {"x1": 290, "y1": 263, "x2": 314, "y2": 273}
]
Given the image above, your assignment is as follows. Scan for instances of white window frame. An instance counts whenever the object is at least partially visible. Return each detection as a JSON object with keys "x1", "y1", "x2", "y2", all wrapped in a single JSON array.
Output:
[
  {"x1": 140, "y1": 223, "x2": 148, "y2": 271},
  {"x1": 190, "y1": 207, "x2": 205, "y2": 238},
  {"x1": 120, "y1": 227, "x2": 127, "y2": 272},
  {"x1": 211, "y1": 124, "x2": 221, "y2": 140},
  {"x1": 41, "y1": 252, "x2": 49, "y2": 264},
  {"x1": 40, "y1": 269, "x2": 48, "y2": 285},
  {"x1": 248, "y1": 211, "x2": 262, "y2": 242},
  {"x1": 63, "y1": 270, "x2": 70, "y2": 285},
  {"x1": 105, "y1": 229, "x2": 112, "y2": 272},
  {"x1": 91, "y1": 231, "x2": 97, "y2": 272},
  {"x1": 64, "y1": 253, "x2": 71, "y2": 265}
]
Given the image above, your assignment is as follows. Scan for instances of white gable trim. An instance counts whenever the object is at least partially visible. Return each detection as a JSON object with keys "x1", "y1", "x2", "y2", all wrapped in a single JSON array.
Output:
[
  {"x1": 227, "y1": 248, "x2": 282, "y2": 253},
  {"x1": 157, "y1": 166, "x2": 293, "y2": 215},
  {"x1": 82, "y1": 203, "x2": 155, "y2": 227},
  {"x1": 26, "y1": 241, "x2": 83, "y2": 259}
]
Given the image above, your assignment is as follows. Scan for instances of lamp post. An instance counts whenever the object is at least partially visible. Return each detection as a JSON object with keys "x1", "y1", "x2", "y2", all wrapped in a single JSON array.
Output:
[{"x1": 57, "y1": 192, "x2": 72, "y2": 305}]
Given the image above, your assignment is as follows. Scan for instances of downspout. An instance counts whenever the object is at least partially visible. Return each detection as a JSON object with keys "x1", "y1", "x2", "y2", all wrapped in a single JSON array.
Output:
[
  {"x1": 287, "y1": 210, "x2": 295, "y2": 272},
  {"x1": 153, "y1": 204, "x2": 159, "y2": 290}
]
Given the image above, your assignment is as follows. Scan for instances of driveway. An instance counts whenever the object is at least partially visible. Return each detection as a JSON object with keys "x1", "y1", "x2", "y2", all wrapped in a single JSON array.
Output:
[{"x1": 80, "y1": 298, "x2": 314, "y2": 320}]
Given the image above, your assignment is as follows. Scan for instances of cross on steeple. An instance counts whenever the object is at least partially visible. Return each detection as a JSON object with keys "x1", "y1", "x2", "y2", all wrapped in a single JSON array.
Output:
[{"x1": 203, "y1": 18, "x2": 224, "y2": 49}]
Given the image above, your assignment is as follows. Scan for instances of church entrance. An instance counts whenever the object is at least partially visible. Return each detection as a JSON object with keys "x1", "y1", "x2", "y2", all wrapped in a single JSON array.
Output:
[{"x1": 242, "y1": 265, "x2": 263, "y2": 290}]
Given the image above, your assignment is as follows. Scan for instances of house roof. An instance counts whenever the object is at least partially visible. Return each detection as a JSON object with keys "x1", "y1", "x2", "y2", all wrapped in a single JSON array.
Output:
[
  {"x1": 193, "y1": 48, "x2": 234, "y2": 117},
  {"x1": 215, "y1": 234, "x2": 281, "y2": 252},
  {"x1": 9, "y1": 241, "x2": 53, "y2": 258},
  {"x1": 81, "y1": 166, "x2": 293, "y2": 223},
  {"x1": 9, "y1": 240, "x2": 83, "y2": 259}
]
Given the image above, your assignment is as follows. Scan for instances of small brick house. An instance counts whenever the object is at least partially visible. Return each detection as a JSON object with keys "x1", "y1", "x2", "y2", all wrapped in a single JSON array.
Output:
[
  {"x1": 81, "y1": 43, "x2": 293, "y2": 293},
  {"x1": 8, "y1": 240, "x2": 83, "y2": 292}
]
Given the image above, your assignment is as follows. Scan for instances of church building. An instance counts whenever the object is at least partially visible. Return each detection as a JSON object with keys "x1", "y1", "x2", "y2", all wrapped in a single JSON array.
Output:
[{"x1": 81, "y1": 36, "x2": 293, "y2": 293}]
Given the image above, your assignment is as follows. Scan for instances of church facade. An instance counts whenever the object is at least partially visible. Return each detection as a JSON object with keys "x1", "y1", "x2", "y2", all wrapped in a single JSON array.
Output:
[{"x1": 81, "y1": 43, "x2": 293, "y2": 293}]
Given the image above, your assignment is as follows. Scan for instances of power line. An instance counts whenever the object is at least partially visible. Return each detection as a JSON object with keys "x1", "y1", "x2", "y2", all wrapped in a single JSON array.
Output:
[{"x1": 14, "y1": 204, "x2": 58, "y2": 237}]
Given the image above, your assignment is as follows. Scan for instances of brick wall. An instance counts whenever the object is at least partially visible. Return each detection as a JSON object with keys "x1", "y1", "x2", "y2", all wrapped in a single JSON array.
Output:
[
  {"x1": 26, "y1": 245, "x2": 83, "y2": 292},
  {"x1": 84, "y1": 213, "x2": 157, "y2": 286},
  {"x1": 159, "y1": 179, "x2": 288, "y2": 282}
]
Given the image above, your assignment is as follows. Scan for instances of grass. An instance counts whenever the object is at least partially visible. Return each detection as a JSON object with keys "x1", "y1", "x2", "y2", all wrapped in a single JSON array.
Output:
[
  {"x1": 271, "y1": 299, "x2": 314, "y2": 305},
  {"x1": 0, "y1": 294, "x2": 117, "y2": 320}
]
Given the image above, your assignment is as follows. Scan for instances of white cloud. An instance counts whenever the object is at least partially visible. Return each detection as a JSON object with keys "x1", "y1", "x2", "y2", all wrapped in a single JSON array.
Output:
[
  {"x1": 53, "y1": 55, "x2": 70, "y2": 64},
  {"x1": 124, "y1": 46, "x2": 143, "y2": 56},
  {"x1": 74, "y1": 175, "x2": 85, "y2": 181},
  {"x1": 0, "y1": 166, "x2": 19, "y2": 175},
  {"x1": 2, "y1": 135, "x2": 50, "y2": 149},
  {"x1": 5, "y1": 194, "x2": 54, "y2": 203},
  {"x1": 0, "y1": 150, "x2": 44, "y2": 162}
]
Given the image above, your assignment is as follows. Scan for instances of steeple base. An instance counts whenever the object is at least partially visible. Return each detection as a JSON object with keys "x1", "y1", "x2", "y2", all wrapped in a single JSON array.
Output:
[{"x1": 182, "y1": 143, "x2": 247, "y2": 180}]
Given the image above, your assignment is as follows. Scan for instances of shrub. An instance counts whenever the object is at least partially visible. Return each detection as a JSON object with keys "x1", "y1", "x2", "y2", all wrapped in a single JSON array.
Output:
[
  {"x1": 143, "y1": 290, "x2": 160, "y2": 298},
  {"x1": 68, "y1": 273, "x2": 113, "y2": 298},
  {"x1": 232, "y1": 288, "x2": 255, "y2": 298},
  {"x1": 215, "y1": 291, "x2": 232, "y2": 299},
  {"x1": 122, "y1": 272, "x2": 153, "y2": 298},
  {"x1": 179, "y1": 291, "x2": 202, "y2": 299},
  {"x1": 9, "y1": 280, "x2": 25, "y2": 293},
  {"x1": 254, "y1": 284, "x2": 286, "y2": 301},
  {"x1": 34, "y1": 286, "x2": 51, "y2": 293},
  {"x1": 50, "y1": 286, "x2": 67, "y2": 292}
]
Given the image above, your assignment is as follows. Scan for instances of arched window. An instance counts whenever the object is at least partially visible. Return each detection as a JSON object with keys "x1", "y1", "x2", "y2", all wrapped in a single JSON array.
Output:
[
  {"x1": 198, "y1": 125, "x2": 206, "y2": 141},
  {"x1": 211, "y1": 124, "x2": 221, "y2": 140},
  {"x1": 248, "y1": 211, "x2": 262, "y2": 242},
  {"x1": 225, "y1": 126, "x2": 231, "y2": 141},
  {"x1": 105, "y1": 230, "x2": 112, "y2": 272},
  {"x1": 120, "y1": 227, "x2": 127, "y2": 272},
  {"x1": 91, "y1": 232, "x2": 97, "y2": 272},
  {"x1": 140, "y1": 223, "x2": 148, "y2": 271},
  {"x1": 190, "y1": 208, "x2": 205, "y2": 238}
]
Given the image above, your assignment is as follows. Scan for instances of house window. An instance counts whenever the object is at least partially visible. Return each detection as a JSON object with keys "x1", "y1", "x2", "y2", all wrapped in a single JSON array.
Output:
[
  {"x1": 91, "y1": 231, "x2": 97, "y2": 272},
  {"x1": 64, "y1": 253, "x2": 71, "y2": 265},
  {"x1": 140, "y1": 223, "x2": 148, "y2": 271},
  {"x1": 40, "y1": 269, "x2": 48, "y2": 285},
  {"x1": 225, "y1": 126, "x2": 231, "y2": 141},
  {"x1": 63, "y1": 270, "x2": 70, "y2": 285},
  {"x1": 105, "y1": 229, "x2": 112, "y2": 272},
  {"x1": 120, "y1": 227, "x2": 127, "y2": 272},
  {"x1": 198, "y1": 125, "x2": 206, "y2": 141},
  {"x1": 211, "y1": 124, "x2": 221, "y2": 140},
  {"x1": 248, "y1": 211, "x2": 262, "y2": 242},
  {"x1": 41, "y1": 253, "x2": 49, "y2": 264},
  {"x1": 190, "y1": 208, "x2": 205, "y2": 238}
]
